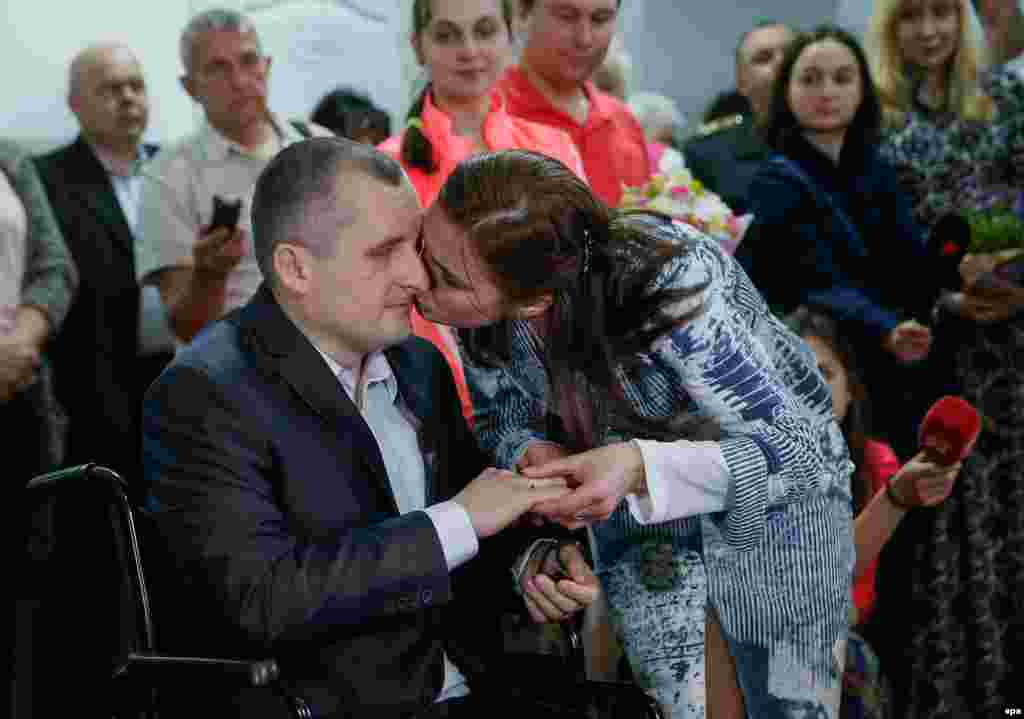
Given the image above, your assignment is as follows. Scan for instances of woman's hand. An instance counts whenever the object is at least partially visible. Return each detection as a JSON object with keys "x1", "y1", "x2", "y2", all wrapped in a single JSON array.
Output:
[
  {"x1": 958, "y1": 252, "x2": 1002, "y2": 288},
  {"x1": 523, "y1": 442, "x2": 646, "y2": 530},
  {"x1": 888, "y1": 452, "x2": 961, "y2": 508},
  {"x1": 516, "y1": 441, "x2": 571, "y2": 471},
  {"x1": 520, "y1": 542, "x2": 601, "y2": 623},
  {"x1": 952, "y1": 285, "x2": 1024, "y2": 324},
  {"x1": 882, "y1": 319, "x2": 932, "y2": 362},
  {"x1": 515, "y1": 442, "x2": 572, "y2": 526}
]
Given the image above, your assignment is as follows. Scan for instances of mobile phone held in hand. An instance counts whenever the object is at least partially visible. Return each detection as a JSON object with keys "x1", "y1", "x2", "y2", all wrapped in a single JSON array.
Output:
[{"x1": 207, "y1": 195, "x2": 242, "y2": 234}]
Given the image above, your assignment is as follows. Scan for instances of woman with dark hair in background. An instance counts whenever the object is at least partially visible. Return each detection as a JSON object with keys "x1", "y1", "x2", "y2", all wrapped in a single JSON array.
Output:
[
  {"x1": 379, "y1": 0, "x2": 585, "y2": 422},
  {"x1": 416, "y1": 148, "x2": 854, "y2": 717},
  {"x1": 742, "y1": 25, "x2": 942, "y2": 461}
]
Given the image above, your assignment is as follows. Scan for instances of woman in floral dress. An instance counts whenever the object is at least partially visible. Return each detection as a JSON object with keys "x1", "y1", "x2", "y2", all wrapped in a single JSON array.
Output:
[{"x1": 865, "y1": 1, "x2": 1024, "y2": 715}]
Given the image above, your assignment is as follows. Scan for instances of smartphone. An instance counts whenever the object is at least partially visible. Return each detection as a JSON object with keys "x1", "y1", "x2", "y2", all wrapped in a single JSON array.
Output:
[{"x1": 207, "y1": 195, "x2": 242, "y2": 234}]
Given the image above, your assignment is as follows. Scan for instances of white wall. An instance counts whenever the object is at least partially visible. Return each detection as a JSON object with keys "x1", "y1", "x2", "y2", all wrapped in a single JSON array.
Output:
[
  {"x1": 0, "y1": 0, "x2": 410, "y2": 149},
  {"x1": 2, "y1": 0, "x2": 895, "y2": 150},
  {"x1": 621, "y1": 0, "x2": 841, "y2": 129}
]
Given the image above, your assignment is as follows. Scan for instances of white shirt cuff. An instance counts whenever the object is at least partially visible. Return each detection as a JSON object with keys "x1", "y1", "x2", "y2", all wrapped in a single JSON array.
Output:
[
  {"x1": 626, "y1": 439, "x2": 731, "y2": 525},
  {"x1": 424, "y1": 500, "x2": 479, "y2": 570}
]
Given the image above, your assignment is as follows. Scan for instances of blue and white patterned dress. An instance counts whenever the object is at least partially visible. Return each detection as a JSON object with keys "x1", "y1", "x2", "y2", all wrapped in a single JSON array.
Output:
[{"x1": 464, "y1": 217, "x2": 855, "y2": 718}]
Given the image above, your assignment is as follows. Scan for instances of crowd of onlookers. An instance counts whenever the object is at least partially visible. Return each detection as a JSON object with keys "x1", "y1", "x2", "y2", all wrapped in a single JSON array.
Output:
[{"x1": 5, "y1": 1, "x2": 1024, "y2": 717}]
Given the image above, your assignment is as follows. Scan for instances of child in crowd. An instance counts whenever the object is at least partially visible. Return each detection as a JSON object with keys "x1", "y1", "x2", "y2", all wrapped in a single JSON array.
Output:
[{"x1": 786, "y1": 306, "x2": 960, "y2": 719}]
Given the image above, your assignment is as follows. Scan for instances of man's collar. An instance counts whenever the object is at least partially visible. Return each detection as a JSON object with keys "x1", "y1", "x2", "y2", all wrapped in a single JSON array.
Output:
[
  {"x1": 316, "y1": 346, "x2": 397, "y2": 406},
  {"x1": 504, "y1": 66, "x2": 612, "y2": 126},
  {"x1": 85, "y1": 139, "x2": 152, "y2": 177},
  {"x1": 199, "y1": 112, "x2": 295, "y2": 162}
]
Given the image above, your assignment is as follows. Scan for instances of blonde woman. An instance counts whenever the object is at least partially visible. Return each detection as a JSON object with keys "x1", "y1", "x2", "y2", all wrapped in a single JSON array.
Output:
[
  {"x1": 864, "y1": 2, "x2": 1024, "y2": 717},
  {"x1": 868, "y1": 0, "x2": 1021, "y2": 224}
]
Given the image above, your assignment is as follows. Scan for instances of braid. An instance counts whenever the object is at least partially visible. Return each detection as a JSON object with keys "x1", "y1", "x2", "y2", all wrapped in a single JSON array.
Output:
[{"x1": 400, "y1": 85, "x2": 438, "y2": 174}]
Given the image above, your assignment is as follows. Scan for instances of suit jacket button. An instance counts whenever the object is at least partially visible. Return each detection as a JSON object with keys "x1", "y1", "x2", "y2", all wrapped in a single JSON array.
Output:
[{"x1": 421, "y1": 589, "x2": 433, "y2": 606}]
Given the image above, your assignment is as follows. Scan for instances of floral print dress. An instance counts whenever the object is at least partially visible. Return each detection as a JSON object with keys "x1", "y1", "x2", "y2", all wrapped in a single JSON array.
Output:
[{"x1": 871, "y1": 68, "x2": 1024, "y2": 719}]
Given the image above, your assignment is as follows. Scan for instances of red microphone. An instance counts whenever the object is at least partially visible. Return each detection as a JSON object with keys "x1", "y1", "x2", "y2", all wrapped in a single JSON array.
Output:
[{"x1": 918, "y1": 396, "x2": 982, "y2": 465}]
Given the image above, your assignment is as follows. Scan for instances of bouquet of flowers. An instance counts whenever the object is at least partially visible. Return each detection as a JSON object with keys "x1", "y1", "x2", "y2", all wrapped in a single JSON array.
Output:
[{"x1": 620, "y1": 169, "x2": 753, "y2": 255}]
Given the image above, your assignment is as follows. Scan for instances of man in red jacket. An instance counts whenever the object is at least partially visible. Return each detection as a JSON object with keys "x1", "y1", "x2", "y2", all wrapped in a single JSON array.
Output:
[{"x1": 499, "y1": 0, "x2": 650, "y2": 206}]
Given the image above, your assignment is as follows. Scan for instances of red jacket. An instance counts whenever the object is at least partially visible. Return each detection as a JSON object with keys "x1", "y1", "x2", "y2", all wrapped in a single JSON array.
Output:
[{"x1": 853, "y1": 439, "x2": 901, "y2": 622}]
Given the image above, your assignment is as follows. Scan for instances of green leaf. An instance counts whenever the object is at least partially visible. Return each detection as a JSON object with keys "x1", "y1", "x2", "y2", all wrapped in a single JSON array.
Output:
[{"x1": 963, "y1": 208, "x2": 1024, "y2": 254}]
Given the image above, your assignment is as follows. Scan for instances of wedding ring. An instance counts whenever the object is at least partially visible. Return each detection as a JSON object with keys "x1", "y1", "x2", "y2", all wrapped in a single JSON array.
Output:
[{"x1": 573, "y1": 513, "x2": 588, "y2": 521}]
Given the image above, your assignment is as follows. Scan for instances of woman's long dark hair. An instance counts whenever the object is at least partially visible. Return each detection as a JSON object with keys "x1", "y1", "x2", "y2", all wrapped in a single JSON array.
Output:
[
  {"x1": 760, "y1": 24, "x2": 882, "y2": 152},
  {"x1": 785, "y1": 306, "x2": 873, "y2": 513},
  {"x1": 436, "y1": 149, "x2": 705, "y2": 444}
]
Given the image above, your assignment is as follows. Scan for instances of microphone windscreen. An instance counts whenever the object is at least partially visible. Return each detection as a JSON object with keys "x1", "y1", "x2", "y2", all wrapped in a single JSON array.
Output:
[{"x1": 918, "y1": 395, "x2": 981, "y2": 465}]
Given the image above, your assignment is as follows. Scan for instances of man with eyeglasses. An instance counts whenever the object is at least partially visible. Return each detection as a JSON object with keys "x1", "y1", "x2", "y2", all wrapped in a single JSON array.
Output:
[{"x1": 136, "y1": 8, "x2": 330, "y2": 343}]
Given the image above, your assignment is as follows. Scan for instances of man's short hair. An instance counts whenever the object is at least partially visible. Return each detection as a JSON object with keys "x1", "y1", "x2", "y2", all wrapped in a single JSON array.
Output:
[
  {"x1": 250, "y1": 137, "x2": 405, "y2": 283},
  {"x1": 180, "y1": 8, "x2": 261, "y2": 74},
  {"x1": 734, "y1": 20, "x2": 792, "y2": 66}
]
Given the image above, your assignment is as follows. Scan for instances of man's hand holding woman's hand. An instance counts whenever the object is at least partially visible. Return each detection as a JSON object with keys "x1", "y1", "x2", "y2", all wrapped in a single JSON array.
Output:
[
  {"x1": 523, "y1": 441, "x2": 646, "y2": 531},
  {"x1": 453, "y1": 467, "x2": 569, "y2": 538}
]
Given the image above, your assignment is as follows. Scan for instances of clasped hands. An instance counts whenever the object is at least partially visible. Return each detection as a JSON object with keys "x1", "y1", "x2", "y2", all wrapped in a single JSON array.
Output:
[
  {"x1": 451, "y1": 461, "x2": 602, "y2": 623},
  {"x1": 947, "y1": 252, "x2": 1024, "y2": 324},
  {"x1": 512, "y1": 441, "x2": 645, "y2": 623}
]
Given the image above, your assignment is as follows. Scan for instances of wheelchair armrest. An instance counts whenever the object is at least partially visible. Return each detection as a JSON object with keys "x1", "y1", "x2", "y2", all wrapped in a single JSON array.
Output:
[{"x1": 114, "y1": 651, "x2": 280, "y2": 688}]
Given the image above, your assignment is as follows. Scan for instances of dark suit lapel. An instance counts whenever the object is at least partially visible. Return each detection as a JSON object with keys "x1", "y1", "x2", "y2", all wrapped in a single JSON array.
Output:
[
  {"x1": 238, "y1": 285, "x2": 398, "y2": 513},
  {"x1": 65, "y1": 138, "x2": 137, "y2": 258}
]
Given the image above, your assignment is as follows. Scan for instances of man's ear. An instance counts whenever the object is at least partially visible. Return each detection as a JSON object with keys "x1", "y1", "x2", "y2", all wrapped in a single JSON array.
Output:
[
  {"x1": 274, "y1": 243, "x2": 313, "y2": 295},
  {"x1": 514, "y1": 293, "x2": 553, "y2": 319},
  {"x1": 180, "y1": 74, "x2": 197, "y2": 102}
]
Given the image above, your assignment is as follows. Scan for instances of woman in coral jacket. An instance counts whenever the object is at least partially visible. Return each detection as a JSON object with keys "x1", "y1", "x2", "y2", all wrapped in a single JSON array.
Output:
[{"x1": 380, "y1": 0, "x2": 586, "y2": 423}]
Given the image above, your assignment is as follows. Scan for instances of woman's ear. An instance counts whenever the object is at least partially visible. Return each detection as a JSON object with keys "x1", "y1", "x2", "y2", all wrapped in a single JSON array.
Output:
[{"x1": 514, "y1": 293, "x2": 553, "y2": 319}]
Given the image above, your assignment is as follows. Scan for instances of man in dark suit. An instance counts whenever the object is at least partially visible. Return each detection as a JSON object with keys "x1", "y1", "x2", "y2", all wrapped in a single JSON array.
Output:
[
  {"x1": 35, "y1": 44, "x2": 173, "y2": 483},
  {"x1": 683, "y1": 21, "x2": 793, "y2": 216},
  {"x1": 142, "y1": 137, "x2": 598, "y2": 718}
]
